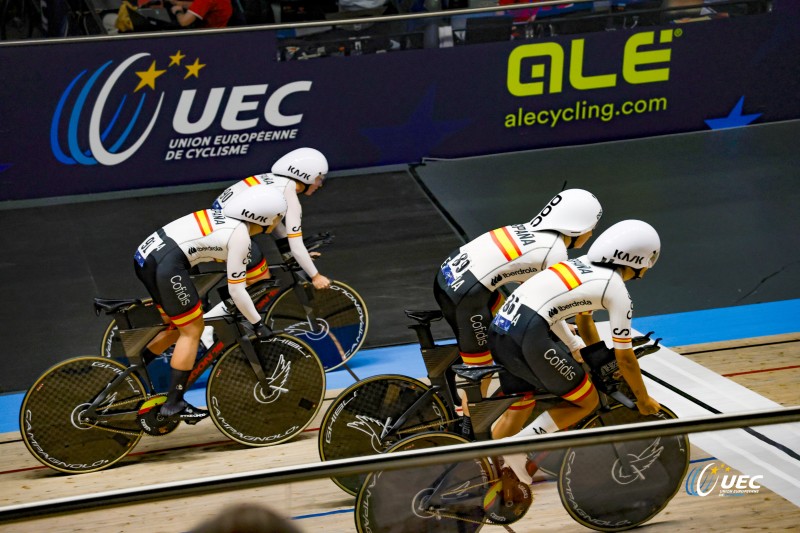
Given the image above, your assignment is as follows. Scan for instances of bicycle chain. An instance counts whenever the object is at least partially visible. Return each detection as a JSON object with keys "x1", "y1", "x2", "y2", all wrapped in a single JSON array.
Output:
[
  {"x1": 396, "y1": 417, "x2": 459, "y2": 436},
  {"x1": 77, "y1": 396, "x2": 150, "y2": 437}
]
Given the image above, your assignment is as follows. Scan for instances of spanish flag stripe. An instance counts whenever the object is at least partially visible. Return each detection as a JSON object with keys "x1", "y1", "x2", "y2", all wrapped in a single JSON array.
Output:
[
  {"x1": 612, "y1": 336, "x2": 632, "y2": 344},
  {"x1": 509, "y1": 394, "x2": 536, "y2": 410},
  {"x1": 193, "y1": 210, "x2": 213, "y2": 236},
  {"x1": 461, "y1": 351, "x2": 494, "y2": 366},
  {"x1": 549, "y1": 263, "x2": 581, "y2": 290},
  {"x1": 244, "y1": 176, "x2": 260, "y2": 187},
  {"x1": 287, "y1": 232, "x2": 302, "y2": 238},
  {"x1": 562, "y1": 374, "x2": 594, "y2": 402},
  {"x1": 228, "y1": 277, "x2": 247, "y2": 284},
  {"x1": 170, "y1": 302, "x2": 203, "y2": 327},
  {"x1": 246, "y1": 258, "x2": 267, "y2": 275},
  {"x1": 490, "y1": 293, "x2": 505, "y2": 315},
  {"x1": 491, "y1": 228, "x2": 521, "y2": 261}
]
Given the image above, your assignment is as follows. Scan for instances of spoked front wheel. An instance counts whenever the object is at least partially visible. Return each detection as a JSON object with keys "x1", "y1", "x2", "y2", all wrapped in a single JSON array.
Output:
[
  {"x1": 206, "y1": 334, "x2": 325, "y2": 446},
  {"x1": 20, "y1": 357, "x2": 146, "y2": 474},
  {"x1": 264, "y1": 281, "x2": 368, "y2": 372},
  {"x1": 318, "y1": 375, "x2": 450, "y2": 496},
  {"x1": 355, "y1": 432, "x2": 490, "y2": 533},
  {"x1": 558, "y1": 404, "x2": 689, "y2": 531}
]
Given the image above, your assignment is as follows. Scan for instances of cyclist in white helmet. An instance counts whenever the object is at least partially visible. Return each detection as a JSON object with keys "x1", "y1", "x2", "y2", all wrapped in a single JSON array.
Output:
[
  {"x1": 133, "y1": 187, "x2": 285, "y2": 421},
  {"x1": 213, "y1": 147, "x2": 331, "y2": 290},
  {"x1": 433, "y1": 189, "x2": 602, "y2": 440},
  {"x1": 488, "y1": 220, "x2": 662, "y2": 486}
]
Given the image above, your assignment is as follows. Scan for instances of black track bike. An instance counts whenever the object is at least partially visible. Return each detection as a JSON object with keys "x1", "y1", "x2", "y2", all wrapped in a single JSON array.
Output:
[
  {"x1": 20, "y1": 272, "x2": 328, "y2": 474},
  {"x1": 319, "y1": 310, "x2": 688, "y2": 531}
]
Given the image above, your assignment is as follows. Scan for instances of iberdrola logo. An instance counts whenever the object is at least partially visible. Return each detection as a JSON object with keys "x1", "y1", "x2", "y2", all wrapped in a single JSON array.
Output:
[{"x1": 51, "y1": 51, "x2": 311, "y2": 167}]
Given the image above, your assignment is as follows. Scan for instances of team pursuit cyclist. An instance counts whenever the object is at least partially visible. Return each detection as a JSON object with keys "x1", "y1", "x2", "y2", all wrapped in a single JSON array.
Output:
[
  {"x1": 133, "y1": 186, "x2": 286, "y2": 421},
  {"x1": 212, "y1": 147, "x2": 331, "y2": 290},
  {"x1": 433, "y1": 189, "x2": 602, "y2": 440},
  {"x1": 489, "y1": 220, "x2": 663, "y2": 486}
]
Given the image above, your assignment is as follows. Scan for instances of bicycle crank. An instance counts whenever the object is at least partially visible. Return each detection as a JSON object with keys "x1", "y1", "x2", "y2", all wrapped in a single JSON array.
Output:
[
  {"x1": 137, "y1": 396, "x2": 180, "y2": 436},
  {"x1": 483, "y1": 475, "x2": 533, "y2": 525}
]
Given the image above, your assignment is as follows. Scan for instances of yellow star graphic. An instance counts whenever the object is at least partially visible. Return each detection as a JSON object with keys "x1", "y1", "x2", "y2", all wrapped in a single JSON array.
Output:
[
  {"x1": 725, "y1": 466, "x2": 731, "y2": 472},
  {"x1": 710, "y1": 466, "x2": 718, "y2": 474},
  {"x1": 184, "y1": 58, "x2": 206, "y2": 80},
  {"x1": 134, "y1": 60, "x2": 166, "y2": 92},
  {"x1": 169, "y1": 50, "x2": 186, "y2": 67}
]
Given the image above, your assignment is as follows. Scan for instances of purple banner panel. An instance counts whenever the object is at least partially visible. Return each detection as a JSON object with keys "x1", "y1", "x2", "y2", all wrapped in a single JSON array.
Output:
[{"x1": 0, "y1": 10, "x2": 798, "y2": 201}]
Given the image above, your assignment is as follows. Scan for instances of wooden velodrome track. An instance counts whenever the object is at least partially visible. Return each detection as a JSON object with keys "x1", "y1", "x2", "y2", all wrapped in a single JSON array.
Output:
[{"x1": 0, "y1": 332, "x2": 797, "y2": 532}]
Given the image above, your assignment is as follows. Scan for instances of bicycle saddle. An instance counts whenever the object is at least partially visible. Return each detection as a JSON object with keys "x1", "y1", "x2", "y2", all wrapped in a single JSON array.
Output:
[
  {"x1": 404, "y1": 310, "x2": 443, "y2": 324},
  {"x1": 93, "y1": 297, "x2": 143, "y2": 315},
  {"x1": 452, "y1": 363, "x2": 504, "y2": 383}
]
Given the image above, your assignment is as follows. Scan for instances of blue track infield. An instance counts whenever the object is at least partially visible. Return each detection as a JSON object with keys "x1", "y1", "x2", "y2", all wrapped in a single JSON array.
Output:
[{"x1": 3, "y1": 299, "x2": 798, "y2": 434}]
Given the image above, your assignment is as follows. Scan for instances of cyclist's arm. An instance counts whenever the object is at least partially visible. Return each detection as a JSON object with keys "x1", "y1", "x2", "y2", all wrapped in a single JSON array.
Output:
[
  {"x1": 282, "y1": 187, "x2": 319, "y2": 278},
  {"x1": 550, "y1": 319, "x2": 585, "y2": 358},
  {"x1": 575, "y1": 311, "x2": 601, "y2": 345},
  {"x1": 225, "y1": 225, "x2": 262, "y2": 325},
  {"x1": 606, "y1": 277, "x2": 660, "y2": 415}
]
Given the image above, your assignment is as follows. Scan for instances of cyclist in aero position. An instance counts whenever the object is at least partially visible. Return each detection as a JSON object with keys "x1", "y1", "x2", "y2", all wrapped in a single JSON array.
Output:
[
  {"x1": 434, "y1": 189, "x2": 603, "y2": 440},
  {"x1": 488, "y1": 219, "x2": 663, "y2": 485},
  {"x1": 133, "y1": 186, "x2": 286, "y2": 421},
  {"x1": 212, "y1": 147, "x2": 331, "y2": 291}
]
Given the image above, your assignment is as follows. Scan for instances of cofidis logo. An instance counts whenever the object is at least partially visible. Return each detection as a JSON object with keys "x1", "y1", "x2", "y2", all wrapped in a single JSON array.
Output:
[
  {"x1": 685, "y1": 462, "x2": 763, "y2": 497},
  {"x1": 51, "y1": 51, "x2": 311, "y2": 166}
]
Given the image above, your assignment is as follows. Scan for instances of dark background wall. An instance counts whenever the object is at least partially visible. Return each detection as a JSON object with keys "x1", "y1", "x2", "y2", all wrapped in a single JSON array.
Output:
[{"x1": 415, "y1": 121, "x2": 800, "y2": 317}]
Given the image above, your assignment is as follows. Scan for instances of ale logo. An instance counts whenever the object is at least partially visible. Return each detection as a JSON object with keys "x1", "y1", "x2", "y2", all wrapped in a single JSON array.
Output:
[
  {"x1": 50, "y1": 52, "x2": 182, "y2": 166},
  {"x1": 685, "y1": 462, "x2": 763, "y2": 497}
]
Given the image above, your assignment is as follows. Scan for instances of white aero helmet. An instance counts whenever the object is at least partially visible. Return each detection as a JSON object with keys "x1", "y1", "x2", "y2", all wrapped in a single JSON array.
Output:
[
  {"x1": 221, "y1": 185, "x2": 287, "y2": 228},
  {"x1": 587, "y1": 220, "x2": 661, "y2": 270},
  {"x1": 529, "y1": 189, "x2": 603, "y2": 237},
  {"x1": 271, "y1": 147, "x2": 329, "y2": 185}
]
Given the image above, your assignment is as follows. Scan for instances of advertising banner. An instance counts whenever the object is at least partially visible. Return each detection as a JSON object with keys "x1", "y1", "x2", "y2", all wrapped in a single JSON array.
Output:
[{"x1": 1, "y1": 8, "x2": 798, "y2": 200}]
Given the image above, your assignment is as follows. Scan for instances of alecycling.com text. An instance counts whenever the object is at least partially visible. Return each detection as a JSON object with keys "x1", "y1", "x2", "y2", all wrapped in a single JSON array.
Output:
[{"x1": 504, "y1": 96, "x2": 668, "y2": 129}]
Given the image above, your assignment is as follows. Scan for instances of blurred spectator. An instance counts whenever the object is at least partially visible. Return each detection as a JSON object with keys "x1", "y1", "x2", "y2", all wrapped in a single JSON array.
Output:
[
  {"x1": 191, "y1": 503, "x2": 303, "y2": 533},
  {"x1": 170, "y1": 0, "x2": 233, "y2": 27}
]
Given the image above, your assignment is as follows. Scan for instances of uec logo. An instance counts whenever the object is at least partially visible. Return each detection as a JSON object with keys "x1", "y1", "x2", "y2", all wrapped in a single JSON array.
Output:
[
  {"x1": 685, "y1": 463, "x2": 763, "y2": 497},
  {"x1": 51, "y1": 52, "x2": 312, "y2": 167},
  {"x1": 51, "y1": 53, "x2": 164, "y2": 167}
]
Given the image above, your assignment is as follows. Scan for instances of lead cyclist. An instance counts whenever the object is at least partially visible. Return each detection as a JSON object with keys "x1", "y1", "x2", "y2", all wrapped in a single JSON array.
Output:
[
  {"x1": 212, "y1": 147, "x2": 332, "y2": 291},
  {"x1": 489, "y1": 220, "x2": 662, "y2": 488}
]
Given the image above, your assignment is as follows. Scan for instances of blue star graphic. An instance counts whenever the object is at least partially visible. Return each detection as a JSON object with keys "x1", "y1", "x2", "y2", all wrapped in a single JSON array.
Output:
[
  {"x1": 361, "y1": 86, "x2": 470, "y2": 164},
  {"x1": 704, "y1": 97, "x2": 761, "y2": 130}
]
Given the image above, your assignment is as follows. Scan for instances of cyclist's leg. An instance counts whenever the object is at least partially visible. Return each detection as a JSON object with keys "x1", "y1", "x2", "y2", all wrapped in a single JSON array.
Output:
[
  {"x1": 434, "y1": 273, "x2": 495, "y2": 425},
  {"x1": 491, "y1": 391, "x2": 536, "y2": 439},
  {"x1": 490, "y1": 313, "x2": 598, "y2": 482},
  {"x1": 147, "y1": 256, "x2": 207, "y2": 419}
]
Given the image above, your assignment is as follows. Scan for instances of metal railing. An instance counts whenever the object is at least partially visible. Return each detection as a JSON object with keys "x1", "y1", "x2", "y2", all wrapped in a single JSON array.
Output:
[{"x1": 2, "y1": 405, "x2": 798, "y2": 523}]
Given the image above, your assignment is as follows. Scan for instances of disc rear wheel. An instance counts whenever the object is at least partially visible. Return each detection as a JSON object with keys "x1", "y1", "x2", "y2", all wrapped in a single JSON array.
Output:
[{"x1": 20, "y1": 356, "x2": 146, "y2": 474}]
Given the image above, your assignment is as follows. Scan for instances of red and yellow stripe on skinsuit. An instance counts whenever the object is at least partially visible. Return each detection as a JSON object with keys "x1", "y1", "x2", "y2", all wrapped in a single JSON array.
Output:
[
  {"x1": 243, "y1": 176, "x2": 260, "y2": 187},
  {"x1": 562, "y1": 374, "x2": 594, "y2": 403},
  {"x1": 549, "y1": 262, "x2": 582, "y2": 290},
  {"x1": 490, "y1": 227, "x2": 522, "y2": 261},
  {"x1": 193, "y1": 210, "x2": 213, "y2": 236},
  {"x1": 170, "y1": 301, "x2": 203, "y2": 328},
  {"x1": 246, "y1": 258, "x2": 268, "y2": 281},
  {"x1": 461, "y1": 350, "x2": 493, "y2": 366},
  {"x1": 509, "y1": 393, "x2": 536, "y2": 411}
]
